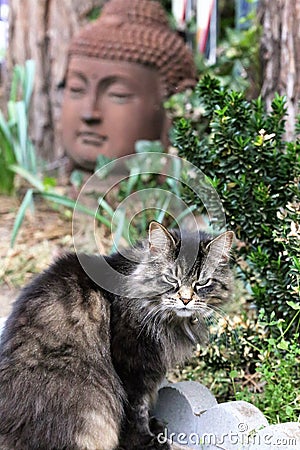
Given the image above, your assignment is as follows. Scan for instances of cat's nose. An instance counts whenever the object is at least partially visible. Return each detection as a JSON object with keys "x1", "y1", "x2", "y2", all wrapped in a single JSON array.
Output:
[
  {"x1": 179, "y1": 286, "x2": 193, "y2": 305},
  {"x1": 181, "y1": 297, "x2": 192, "y2": 305}
]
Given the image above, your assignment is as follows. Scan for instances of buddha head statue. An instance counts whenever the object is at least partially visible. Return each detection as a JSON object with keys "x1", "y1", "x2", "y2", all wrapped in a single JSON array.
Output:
[{"x1": 61, "y1": 0, "x2": 197, "y2": 169}]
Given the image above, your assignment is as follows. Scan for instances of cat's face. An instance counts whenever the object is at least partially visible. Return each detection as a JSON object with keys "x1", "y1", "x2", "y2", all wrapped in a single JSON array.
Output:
[{"x1": 129, "y1": 222, "x2": 234, "y2": 321}]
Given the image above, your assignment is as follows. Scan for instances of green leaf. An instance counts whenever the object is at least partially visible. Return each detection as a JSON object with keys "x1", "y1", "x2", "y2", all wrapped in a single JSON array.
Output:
[
  {"x1": 0, "y1": 110, "x2": 13, "y2": 143},
  {"x1": 230, "y1": 370, "x2": 239, "y2": 379},
  {"x1": 125, "y1": 169, "x2": 140, "y2": 197},
  {"x1": 24, "y1": 60, "x2": 35, "y2": 110},
  {"x1": 26, "y1": 140, "x2": 37, "y2": 174},
  {"x1": 10, "y1": 64, "x2": 23, "y2": 102},
  {"x1": 277, "y1": 340, "x2": 289, "y2": 351},
  {"x1": 7, "y1": 100, "x2": 17, "y2": 124},
  {"x1": 135, "y1": 140, "x2": 164, "y2": 153},
  {"x1": 285, "y1": 405, "x2": 294, "y2": 417},
  {"x1": 95, "y1": 154, "x2": 113, "y2": 170},
  {"x1": 155, "y1": 194, "x2": 171, "y2": 224},
  {"x1": 43, "y1": 177, "x2": 57, "y2": 189},
  {"x1": 110, "y1": 208, "x2": 126, "y2": 254},
  {"x1": 98, "y1": 197, "x2": 115, "y2": 218},
  {"x1": 70, "y1": 170, "x2": 84, "y2": 188},
  {"x1": 286, "y1": 301, "x2": 300, "y2": 310},
  {"x1": 0, "y1": 153, "x2": 15, "y2": 194},
  {"x1": 9, "y1": 164, "x2": 44, "y2": 191},
  {"x1": 16, "y1": 101, "x2": 28, "y2": 167},
  {"x1": 41, "y1": 192, "x2": 112, "y2": 228},
  {"x1": 11, "y1": 189, "x2": 34, "y2": 247}
]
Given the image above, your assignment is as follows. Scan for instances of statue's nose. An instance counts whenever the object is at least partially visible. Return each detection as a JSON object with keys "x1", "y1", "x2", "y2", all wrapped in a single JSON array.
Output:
[{"x1": 81, "y1": 109, "x2": 102, "y2": 124}]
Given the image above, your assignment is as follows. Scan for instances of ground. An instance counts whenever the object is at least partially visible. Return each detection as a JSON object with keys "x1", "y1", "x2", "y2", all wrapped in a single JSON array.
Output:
[
  {"x1": 0, "y1": 194, "x2": 70, "y2": 316},
  {"x1": 0, "y1": 173, "x2": 115, "y2": 318}
]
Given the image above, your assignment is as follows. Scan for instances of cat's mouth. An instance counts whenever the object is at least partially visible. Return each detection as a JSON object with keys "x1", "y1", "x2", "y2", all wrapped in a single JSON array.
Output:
[
  {"x1": 162, "y1": 296, "x2": 196, "y2": 317},
  {"x1": 175, "y1": 308, "x2": 194, "y2": 318}
]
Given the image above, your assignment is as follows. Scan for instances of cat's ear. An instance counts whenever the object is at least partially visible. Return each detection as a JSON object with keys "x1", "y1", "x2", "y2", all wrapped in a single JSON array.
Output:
[
  {"x1": 205, "y1": 231, "x2": 234, "y2": 264},
  {"x1": 148, "y1": 221, "x2": 176, "y2": 254}
]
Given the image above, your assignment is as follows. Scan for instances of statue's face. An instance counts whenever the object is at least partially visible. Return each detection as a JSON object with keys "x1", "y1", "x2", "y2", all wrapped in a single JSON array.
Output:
[{"x1": 61, "y1": 57, "x2": 166, "y2": 169}]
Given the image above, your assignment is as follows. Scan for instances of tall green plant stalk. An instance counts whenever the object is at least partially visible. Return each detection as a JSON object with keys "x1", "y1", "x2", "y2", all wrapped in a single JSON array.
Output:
[{"x1": 0, "y1": 60, "x2": 36, "y2": 194}]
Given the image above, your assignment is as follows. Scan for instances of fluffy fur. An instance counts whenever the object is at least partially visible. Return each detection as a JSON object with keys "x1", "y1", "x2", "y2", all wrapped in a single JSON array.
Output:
[{"x1": 0, "y1": 223, "x2": 233, "y2": 450}]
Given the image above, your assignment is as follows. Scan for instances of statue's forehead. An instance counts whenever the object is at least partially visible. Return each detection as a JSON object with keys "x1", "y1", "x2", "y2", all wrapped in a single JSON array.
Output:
[{"x1": 67, "y1": 57, "x2": 161, "y2": 87}]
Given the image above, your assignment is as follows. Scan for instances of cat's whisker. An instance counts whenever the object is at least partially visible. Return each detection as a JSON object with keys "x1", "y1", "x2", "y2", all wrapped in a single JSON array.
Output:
[
  {"x1": 151, "y1": 307, "x2": 168, "y2": 340},
  {"x1": 137, "y1": 306, "x2": 157, "y2": 338},
  {"x1": 154, "y1": 310, "x2": 172, "y2": 341},
  {"x1": 205, "y1": 304, "x2": 229, "y2": 325},
  {"x1": 189, "y1": 302, "x2": 222, "y2": 328},
  {"x1": 198, "y1": 306, "x2": 228, "y2": 331},
  {"x1": 137, "y1": 303, "x2": 166, "y2": 339}
]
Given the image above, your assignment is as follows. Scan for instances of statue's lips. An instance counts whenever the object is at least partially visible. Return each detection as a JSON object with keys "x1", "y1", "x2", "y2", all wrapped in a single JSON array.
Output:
[{"x1": 77, "y1": 131, "x2": 107, "y2": 146}]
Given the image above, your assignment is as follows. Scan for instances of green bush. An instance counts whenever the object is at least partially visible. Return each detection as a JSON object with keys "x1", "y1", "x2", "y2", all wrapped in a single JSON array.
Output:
[
  {"x1": 174, "y1": 75, "x2": 299, "y2": 333},
  {"x1": 172, "y1": 307, "x2": 300, "y2": 423},
  {"x1": 235, "y1": 309, "x2": 300, "y2": 423},
  {"x1": 172, "y1": 75, "x2": 299, "y2": 421}
]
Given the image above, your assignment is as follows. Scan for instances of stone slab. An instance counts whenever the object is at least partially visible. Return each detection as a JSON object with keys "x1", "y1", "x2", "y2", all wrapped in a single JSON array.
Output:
[
  {"x1": 153, "y1": 381, "x2": 269, "y2": 450},
  {"x1": 245, "y1": 422, "x2": 300, "y2": 450},
  {"x1": 153, "y1": 381, "x2": 217, "y2": 448},
  {"x1": 193, "y1": 400, "x2": 269, "y2": 449}
]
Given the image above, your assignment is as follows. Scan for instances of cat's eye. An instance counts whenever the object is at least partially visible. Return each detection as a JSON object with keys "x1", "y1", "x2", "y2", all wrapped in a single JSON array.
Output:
[
  {"x1": 194, "y1": 279, "x2": 212, "y2": 291},
  {"x1": 163, "y1": 274, "x2": 179, "y2": 288}
]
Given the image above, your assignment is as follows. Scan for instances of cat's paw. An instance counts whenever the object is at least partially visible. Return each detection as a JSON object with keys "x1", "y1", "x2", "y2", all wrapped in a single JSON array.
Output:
[
  {"x1": 118, "y1": 436, "x2": 170, "y2": 450},
  {"x1": 145, "y1": 440, "x2": 171, "y2": 450},
  {"x1": 149, "y1": 416, "x2": 166, "y2": 436},
  {"x1": 117, "y1": 431, "x2": 153, "y2": 450},
  {"x1": 142, "y1": 434, "x2": 171, "y2": 450}
]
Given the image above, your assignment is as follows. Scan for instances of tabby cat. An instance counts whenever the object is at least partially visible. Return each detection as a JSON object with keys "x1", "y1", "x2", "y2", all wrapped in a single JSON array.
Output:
[{"x1": 0, "y1": 222, "x2": 234, "y2": 450}]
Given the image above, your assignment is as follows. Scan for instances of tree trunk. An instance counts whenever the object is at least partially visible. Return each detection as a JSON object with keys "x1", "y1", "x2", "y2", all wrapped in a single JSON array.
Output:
[
  {"x1": 7, "y1": 0, "x2": 105, "y2": 161},
  {"x1": 260, "y1": 0, "x2": 300, "y2": 140}
]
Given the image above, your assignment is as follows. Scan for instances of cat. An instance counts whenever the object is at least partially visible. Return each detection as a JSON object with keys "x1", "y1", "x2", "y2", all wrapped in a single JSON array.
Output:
[{"x1": 0, "y1": 221, "x2": 234, "y2": 450}]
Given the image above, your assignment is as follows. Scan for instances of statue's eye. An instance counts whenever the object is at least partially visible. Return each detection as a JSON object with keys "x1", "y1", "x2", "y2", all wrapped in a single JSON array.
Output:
[
  {"x1": 108, "y1": 92, "x2": 134, "y2": 103},
  {"x1": 194, "y1": 279, "x2": 212, "y2": 292},
  {"x1": 67, "y1": 78, "x2": 86, "y2": 96}
]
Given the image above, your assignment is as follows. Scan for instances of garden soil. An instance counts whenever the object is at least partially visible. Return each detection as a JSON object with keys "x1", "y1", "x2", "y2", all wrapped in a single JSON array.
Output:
[{"x1": 0, "y1": 175, "x2": 114, "y2": 318}]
